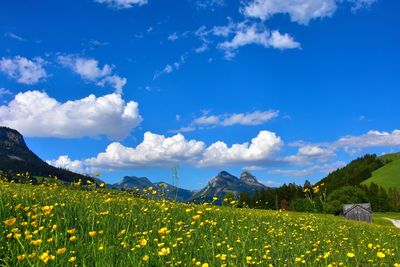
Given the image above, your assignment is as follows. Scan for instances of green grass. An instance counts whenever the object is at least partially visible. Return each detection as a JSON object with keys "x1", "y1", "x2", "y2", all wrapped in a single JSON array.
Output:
[
  {"x1": 362, "y1": 153, "x2": 400, "y2": 190},
  {"x1": 373, "y1": 212, "x2": 400, "y2": 227},
  {"x1": 1, "y1": 180, "x2": 400, "y2": 266}
]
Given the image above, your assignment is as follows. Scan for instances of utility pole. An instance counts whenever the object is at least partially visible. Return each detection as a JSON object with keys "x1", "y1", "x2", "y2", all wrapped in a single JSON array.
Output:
[{"x1": 172, "y1": 166, "x2": 179, "y2": 201}]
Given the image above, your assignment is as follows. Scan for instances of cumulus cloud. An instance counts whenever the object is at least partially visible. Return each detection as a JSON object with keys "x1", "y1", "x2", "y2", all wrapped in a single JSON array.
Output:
[
  {"x1": 85, "y1": 132, "x2": 206, "y2": 169},
  {"x1": 242, "y1": 0, "x2": 377, "y2": 24},
  {"x1": 242, "y1": 0, "x2": 338, "y2": 25},
  {"x1": 49, "y1": 130, "x2": 284, "y2": 171},
  {"x1": 47, "y1": 155, "x2": 86, "y2": 173},
  {"x1": 94, "y1": 0, "x2": 148, "y2": 9},
  {"x1": 284, "y1": 145, "x2": 336, "y2": 166},
  {"x1": 215, "y1": 22, "x2": 299, "y2": 58},
  {"x1": 57, "y1": 55, "x2": 127, "y2": 93},
  {"x1": 199, "y1": 131, "x2": 283, "y2": 167},
  {"x1": 58, "y1": 55, "x2": 111, "y2": 80},
  {"x1": 0, "y1": 56, "x2": 47, "y2": 85},
  {"x1": 96, "y1": 75, "x2": 127, "y2": 94},
  {"x1": 48, "y1": 128, "x2": 397, "y2": 174},
  {"x1": 268, "y1": 31, "x2": 301, "y2": 49},
  {"x1": 0, "y1": 90, "x2": 142, "y2": 139}
]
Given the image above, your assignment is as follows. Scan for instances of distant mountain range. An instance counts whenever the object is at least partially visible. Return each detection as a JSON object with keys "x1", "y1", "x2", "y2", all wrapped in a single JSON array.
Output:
[
  {"x1": 110, "y1": 171, "x2": 269, "y2": 202},
  {"x1": 112, "y1": 176, "x2": 193, "y2": 201},
  {"x1": 0, "y1": 127, "x2": 92, "y2": 183}
]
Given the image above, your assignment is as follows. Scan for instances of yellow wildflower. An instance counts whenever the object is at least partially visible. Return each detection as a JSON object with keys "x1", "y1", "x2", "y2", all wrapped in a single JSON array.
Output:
[
  {"x1": 3, "y1": 217, "x2": 17, "y2": 227},
  {"x1": 89, "y1": 231, "x2": 97, "y2": 237},
  {"x1": 57, "y1": 248, "x2": 66, "y2": 255},
  {"x1": 347, "y1": 252, "x2": 355, "y2": 258},
  {"x1": 377, "y1": 252, "x2": 385, "y2": 259}
]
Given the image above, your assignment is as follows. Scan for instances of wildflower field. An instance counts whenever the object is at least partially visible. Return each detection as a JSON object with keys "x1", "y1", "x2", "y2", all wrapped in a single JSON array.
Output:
[{"x1": 1, "y1": 181, "x2": 400, "y2": 267}]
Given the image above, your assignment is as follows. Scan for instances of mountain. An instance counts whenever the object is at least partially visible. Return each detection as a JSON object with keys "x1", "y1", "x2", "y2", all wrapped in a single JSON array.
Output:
[
  {"x1": 114, "y1": 176, "x2": 153, "y2": 190},
  {"x1": 361, "y1": 153, "x2": 400, "y2": 190},
  {"x1": 113, "y1": 176, "x2": 193, "y2": 201},
  {"x1": 190, "y1": 171, "x2": 267, "y2": 202},
  {"x1": 0, "y1": 126, "x2": 92, "y2": 183}
]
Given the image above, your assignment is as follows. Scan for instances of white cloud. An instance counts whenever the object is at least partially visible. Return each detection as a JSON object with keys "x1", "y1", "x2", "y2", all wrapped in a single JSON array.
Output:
[
  {"x1": 94, "y1": 0, "x2": 148, "y2": 9},
  {"x1": 242, "y1": 0, "x2": 376, "y2": 24},
  {"x1": 168, "y1": 126, "x2": 197, "y2": 134},
  {"x1": 96, "y1": 75, "x2": 127, "y2": 94},
  {"x1": 5, "y1": 32, "x2": 25, "y2": 41},
  {"x1": 58, "y1": 55, "x2": 112, "y2": 81},
  {"x1": 259, "y1": 179, "x2": 282, "y2": 187},
  {"x1": 47, "y1": 155, "x2": 86, "y2": 173},
  {"x1": 199, "y1": 130, "x2": 283, "y2": 167},
  {"x1": 170, "y1": 110, "x2": 278, "y2": 133},
  {"x1": 285, "y1": 145, "x2": 336, "y2": 165},
  {"x1": 153, "y1": 55, "x2": 186, "y2": 79},
  {"x1": 268, "y1": 31, "x2": 301, "y2": 49},
  {"x1": 0, "y1": 88, "x2": 12, "y2": 96},
  {"x1": 217, "y1": 23, "x2": 299, "y2": 58},
  {"x1": 349, "y1": 0, "x2": 377, "y2": 12},
  {"x1": 242, "y1": 0, "x2": 337, "y2": 25},
  {"x1": 243, "y1": 165, "x2": 265, "y2": 171},
  {"x1": 194, "y1": 110, "x2": 279, "y2": 126},
  {"x1": 57, "y1": 55, "x2": 127, "y2": 93},
  {"x1": 218, "y1": 23, "x2": 269, "y2": 49},
  {"x1": 289, "y1": 129, "x2": 400, "y2": 157},
  {"x1": 193, "y1": 0, "x2": 225, "y2": 9},
  {"x1": 85, "y1": 132, "x2": 206, "y2": 169},
  {"x1": 0, "y1": 91, "x2": 142, "y2": 139},
  {"x1": 193, "y1": 115, "x2": 220, "y2": 125},
  {"x1": 334, "y1": 129, "x2": 400, "y2": 151},
  {"x1": 268, "y1": 161, "x2": 345, "y2": 177},
  {"x1": 168, "y1": 32, "x2": 179, "y2": 41},
  {"x1": 0, "y1": 56, "x2": 47, "y2": 85},
  {"x1": 51, "y1": 130, "x2": 284, "y2": 171}
]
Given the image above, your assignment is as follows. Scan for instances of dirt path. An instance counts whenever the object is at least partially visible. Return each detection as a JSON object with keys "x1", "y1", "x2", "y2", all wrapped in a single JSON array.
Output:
[{"x1": 384, "y1": 217, "x2": 400, "y2": 228}]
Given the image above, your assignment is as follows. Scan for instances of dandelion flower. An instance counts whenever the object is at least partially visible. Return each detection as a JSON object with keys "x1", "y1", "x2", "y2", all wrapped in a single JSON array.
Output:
[
  {"x1": 377, "y1": 252, "x2": 385, "y2": 259},
  {"x1": 347, "y1": 252, "x2": 355, "y2": 258}
]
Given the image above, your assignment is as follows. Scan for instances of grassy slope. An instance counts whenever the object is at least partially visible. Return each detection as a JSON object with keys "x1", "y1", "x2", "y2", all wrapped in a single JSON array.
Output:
[
  {"x1": 373, "y1": 212, "x2": 400, "y2": 227},
  {"x1": 362, "y1": 153, "x2": 400, "y2": 190},
  {"x1": 2, "y1": 181, "x2": 400, "y2": 266}
]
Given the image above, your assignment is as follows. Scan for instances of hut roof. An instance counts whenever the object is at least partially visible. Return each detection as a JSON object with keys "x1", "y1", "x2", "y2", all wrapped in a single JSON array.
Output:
[{"x1": 343, "y1": 203, "x2": 372, "y2": 215}]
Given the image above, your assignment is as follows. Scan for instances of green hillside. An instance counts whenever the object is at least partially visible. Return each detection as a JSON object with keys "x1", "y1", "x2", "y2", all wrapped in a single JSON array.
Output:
[{"x1": 362, "y1": 153, "x2": 400, "y2": 190}]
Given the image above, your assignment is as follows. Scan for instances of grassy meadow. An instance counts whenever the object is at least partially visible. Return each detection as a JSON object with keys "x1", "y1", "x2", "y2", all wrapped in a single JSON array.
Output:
[
  {"x1": 362, "y1": 158, "x2": 400, "y2": 190},
  {"x1": 1, "y1": 180, "x2": 400, "y2": 266}
]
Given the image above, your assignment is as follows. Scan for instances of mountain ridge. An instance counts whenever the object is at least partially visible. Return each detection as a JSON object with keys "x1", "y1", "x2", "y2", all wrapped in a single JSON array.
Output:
[{"x1": 0, "y1": 126, "x2": 93, "y2": 183}]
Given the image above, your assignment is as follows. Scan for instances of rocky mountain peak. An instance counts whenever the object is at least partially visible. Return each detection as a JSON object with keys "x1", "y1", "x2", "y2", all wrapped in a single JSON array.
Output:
[
  {"x1": 0, "y1": 127, "x2": 27, "y2": 148},
  {"x1": 240, "y1": 171, "x2": 258, "y2": 184}
]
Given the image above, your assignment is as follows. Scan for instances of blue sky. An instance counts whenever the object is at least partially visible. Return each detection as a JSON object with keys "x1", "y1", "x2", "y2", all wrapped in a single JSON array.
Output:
[{"x1": 0, "y1": 0, "x2": 399, "y2": 190}]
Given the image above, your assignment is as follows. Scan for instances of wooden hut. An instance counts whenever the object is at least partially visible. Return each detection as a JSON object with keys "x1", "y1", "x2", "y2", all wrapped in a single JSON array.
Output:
[{"x1": 343, "y1": 203, "x2": 372, "y2": 223}]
